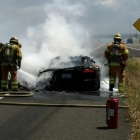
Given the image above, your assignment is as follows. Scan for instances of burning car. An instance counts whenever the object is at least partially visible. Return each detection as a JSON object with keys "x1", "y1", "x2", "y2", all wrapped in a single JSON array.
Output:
[{"x1": 36, "y1": 56, "x2": 100, "y2": 91}]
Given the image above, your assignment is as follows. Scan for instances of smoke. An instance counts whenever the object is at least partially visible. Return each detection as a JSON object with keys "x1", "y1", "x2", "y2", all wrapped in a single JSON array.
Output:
[
  {"x1": 18, "y1": 0, "x2": 118, "y2": 92},
  {"x1": 18, "y1": 0, "x2": 93, "y2": 86},
  {"x1": 22, "y1": 1, "x2": 92, "y2": 75},
  {"x1": 17, "y1": 0, "x2": 119, "y2": 93}
]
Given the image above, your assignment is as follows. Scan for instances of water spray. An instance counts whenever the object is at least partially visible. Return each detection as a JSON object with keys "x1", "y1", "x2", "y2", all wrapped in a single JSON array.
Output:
[{"x1": 17, "y1": 69, "x2": 37, "y2": 87}]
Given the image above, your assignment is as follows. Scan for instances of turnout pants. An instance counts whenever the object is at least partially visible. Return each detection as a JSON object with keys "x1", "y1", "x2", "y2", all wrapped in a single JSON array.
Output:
[
  {"x1": 109, "y1": 66, "x2": 126, "y2": 93},
  {"x1": 1, "y1": 66, "x2": 18, "y2": 90}
]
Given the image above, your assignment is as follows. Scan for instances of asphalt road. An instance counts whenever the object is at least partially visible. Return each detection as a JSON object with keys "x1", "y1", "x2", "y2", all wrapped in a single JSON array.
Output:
[
  {"x1": 0, "y1": 91, "x2": 131, "y2": 140},
  {"x1": 0, "y1": 42, "x2": 138, "y2": 140}
]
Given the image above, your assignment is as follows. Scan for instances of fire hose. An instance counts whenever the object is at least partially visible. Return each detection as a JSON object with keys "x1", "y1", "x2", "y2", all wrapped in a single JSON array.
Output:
[
  {"x1": 0, "y1": 102, "x2": 127, "y2": 108},
  {"x1": 0, "y1": 93, "x2": 127, "y2": 109},
  {"x1": 0, "y1": 91, "x2": 127, "y2": 108},
  {"x1": 0, "y1": 91, "x2": 33, "y2": 97}
]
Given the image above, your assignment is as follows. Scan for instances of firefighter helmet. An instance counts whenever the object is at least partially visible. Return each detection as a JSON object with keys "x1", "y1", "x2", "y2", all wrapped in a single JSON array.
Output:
[
  {"x1": 114, "y1": 33, "x2": 122, "y2": 40},
  {"x1": 9, "y1": 36, "x2": 18, "y2": 43}
]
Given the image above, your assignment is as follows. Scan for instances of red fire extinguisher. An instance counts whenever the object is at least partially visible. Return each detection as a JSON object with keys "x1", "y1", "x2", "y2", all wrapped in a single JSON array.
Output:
[{"x1": 106, "y1": 97, "x2": 118, "y2": 129}]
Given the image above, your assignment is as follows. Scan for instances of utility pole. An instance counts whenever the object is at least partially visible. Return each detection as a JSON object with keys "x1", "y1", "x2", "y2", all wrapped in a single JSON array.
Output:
[
  {"x1": 129, "y1": 8, "x2": 140, "y2": 43},
  {"x1": 134, "y1": 29, "x2": 138, "y2": 41},
  {"x1": 130, "y1": 21, "x2": 132, "y2": 38}
]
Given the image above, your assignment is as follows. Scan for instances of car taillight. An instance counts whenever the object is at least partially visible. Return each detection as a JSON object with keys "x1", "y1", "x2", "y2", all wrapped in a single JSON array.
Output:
[{"x1": 83, "y1": 69, "x2": 94, "y2": 73}]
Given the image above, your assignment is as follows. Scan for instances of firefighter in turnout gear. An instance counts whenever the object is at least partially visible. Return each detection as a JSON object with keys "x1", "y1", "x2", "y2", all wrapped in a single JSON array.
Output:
[
  {"x1": 0, "y1": 37, "x2": 22, "y2": 91},
  {"x1": 104, "y1": 33, "x2": 129, "y2": 93}
]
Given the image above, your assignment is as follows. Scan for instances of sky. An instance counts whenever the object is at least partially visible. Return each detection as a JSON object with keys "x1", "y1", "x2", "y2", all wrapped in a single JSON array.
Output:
[
  {"x1": 0, "y1": 0, "x2": 140, "y2": 41},
  {"x1": 0, "y1": 0, "x2": 140, "y2": 86}
]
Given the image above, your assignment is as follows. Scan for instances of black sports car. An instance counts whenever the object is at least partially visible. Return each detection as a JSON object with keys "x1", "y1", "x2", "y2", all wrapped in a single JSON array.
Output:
[{"x1": 36, "y1": 56, "x2": 100, "y2": 91}]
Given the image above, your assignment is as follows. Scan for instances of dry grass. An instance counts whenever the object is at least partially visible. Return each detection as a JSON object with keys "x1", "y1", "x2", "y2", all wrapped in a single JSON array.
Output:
[{"x1": 125, "y1": 57, "x2": 140, "y2": 140}]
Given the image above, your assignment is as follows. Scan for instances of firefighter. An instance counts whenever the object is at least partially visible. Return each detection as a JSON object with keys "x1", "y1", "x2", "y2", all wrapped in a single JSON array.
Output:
[
  {"x1": 104, "y1": 33, "x2": 129, "y2": 93},
  {"x1": 0, "y1": 37, "x2": 22, "y2": 91}
]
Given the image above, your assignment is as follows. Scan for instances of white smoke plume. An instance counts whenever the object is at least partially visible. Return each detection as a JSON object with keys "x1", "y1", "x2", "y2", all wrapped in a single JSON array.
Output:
[
  {"x1": 18, "y1": 0, "x2": 94, "y2": 87},
  {"x1": 17, "y1": 0, "x2": 119, "y2": 94}
]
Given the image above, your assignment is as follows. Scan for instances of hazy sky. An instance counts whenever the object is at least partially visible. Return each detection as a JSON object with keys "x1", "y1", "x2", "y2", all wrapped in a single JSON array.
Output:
[
  {"x1": 0, "y1": 0, "x2": 140, "y2": 42},
  {"x1": 0, "y1": 0, "x2": 140, "y2": 85}
]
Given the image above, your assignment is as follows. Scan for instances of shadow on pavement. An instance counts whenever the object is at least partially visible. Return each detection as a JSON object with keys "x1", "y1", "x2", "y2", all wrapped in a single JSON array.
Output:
[{"x1": 96, "y1": 127, "x2": 109, "y2": 130}]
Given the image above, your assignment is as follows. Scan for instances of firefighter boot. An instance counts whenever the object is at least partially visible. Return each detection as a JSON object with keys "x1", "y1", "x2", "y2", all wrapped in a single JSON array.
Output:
[{"x1": 109, "y1": 84, "x2": 115, "y2": 91}]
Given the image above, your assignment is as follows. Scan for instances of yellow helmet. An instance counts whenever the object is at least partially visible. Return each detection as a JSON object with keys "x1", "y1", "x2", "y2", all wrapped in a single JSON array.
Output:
[
  {"x1": 114, "y1": 33, "x2": 122, "y2": 40},
  {"x1": 9, "y1": 36, "x2": 18, "y2": 43}
]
